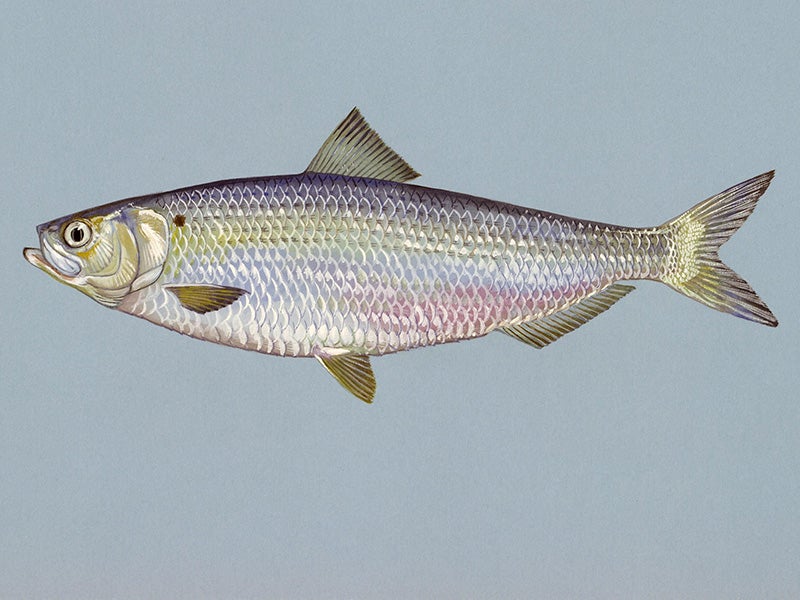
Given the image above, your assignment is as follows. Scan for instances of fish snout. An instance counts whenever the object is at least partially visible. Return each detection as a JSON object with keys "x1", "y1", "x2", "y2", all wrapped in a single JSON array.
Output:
[
  {"x1": 23, "y1": 240, "x2": 81, "y2": 280},
  {"x1": 23, "y1": 246, "x2": 44, "y2": 267},
  {"x1": 23, "y1": 246, "x2": 58, "y2": 278}
]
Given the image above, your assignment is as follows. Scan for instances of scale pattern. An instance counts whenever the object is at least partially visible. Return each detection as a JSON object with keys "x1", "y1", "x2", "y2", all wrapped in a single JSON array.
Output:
[{"x1": 119, "y1": 173, "x2": 668, "y2": 357}]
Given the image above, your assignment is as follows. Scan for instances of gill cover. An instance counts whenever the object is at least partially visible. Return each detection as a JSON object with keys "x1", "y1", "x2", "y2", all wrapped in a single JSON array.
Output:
[
  {"x1": 31, "y1": 207, "x2": 169, "y2": 307},
  {"x1": 90, "y1": 208, "x2": 169, "y2": 306}
]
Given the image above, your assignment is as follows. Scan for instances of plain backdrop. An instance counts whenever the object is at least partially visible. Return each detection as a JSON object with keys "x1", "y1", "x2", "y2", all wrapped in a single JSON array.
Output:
[{"x1": 2, "y1": 2, "x2": 799, "y2": 598}]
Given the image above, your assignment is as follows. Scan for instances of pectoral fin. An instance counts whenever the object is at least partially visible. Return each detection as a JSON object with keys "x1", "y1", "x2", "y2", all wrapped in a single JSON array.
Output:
[
  {"x1": 166, "y1": 284, "x2": 248, "y2": 314},
  {"x1": 500, "y1": 284, "x2": 635, "y2": 349},
  {"x1": 316, "y1": 352, "x2": 376, "y2": 403}
]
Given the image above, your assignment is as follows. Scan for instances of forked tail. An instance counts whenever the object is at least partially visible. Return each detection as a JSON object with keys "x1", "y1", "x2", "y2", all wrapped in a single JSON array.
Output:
[{"x1": 659, "y1": 171, "x2": 778, "y2": 326}]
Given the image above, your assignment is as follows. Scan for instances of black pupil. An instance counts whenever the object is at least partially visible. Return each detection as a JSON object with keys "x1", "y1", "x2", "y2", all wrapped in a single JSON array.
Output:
[{"x1": 70, "y1": 225, "x2": 85, "y2": 244}]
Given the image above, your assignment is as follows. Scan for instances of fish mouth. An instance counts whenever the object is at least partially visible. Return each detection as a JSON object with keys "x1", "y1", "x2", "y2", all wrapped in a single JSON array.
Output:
[
  {"x1": 24, "y1": 247, "x2": 49, "y2": 270},
  {"x1": 23, "y1": 240, "x2": 81, "y2": 280}
]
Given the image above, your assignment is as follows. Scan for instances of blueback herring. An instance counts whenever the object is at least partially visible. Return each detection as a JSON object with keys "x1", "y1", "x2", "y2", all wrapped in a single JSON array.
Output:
[{"x1": 24, "y1": 109, "x2": 777, "y2": 402}]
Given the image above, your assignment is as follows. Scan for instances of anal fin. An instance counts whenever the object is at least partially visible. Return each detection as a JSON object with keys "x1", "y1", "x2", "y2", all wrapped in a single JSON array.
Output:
[
  {"x1": 316, "y1": 352, "x2": 376, "y2": 403},
  {"x1": 166, "y1": 284, "x2": 248, "y2": 314},
  {"x1": 500, "y1": 284, "x2": 635, "y2": 349}
]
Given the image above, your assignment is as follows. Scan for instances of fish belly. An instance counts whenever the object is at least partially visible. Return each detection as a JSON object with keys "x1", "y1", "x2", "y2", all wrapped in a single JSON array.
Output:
[{"x1": 118, "y1": 174, "x2": 667, "y2": 357}]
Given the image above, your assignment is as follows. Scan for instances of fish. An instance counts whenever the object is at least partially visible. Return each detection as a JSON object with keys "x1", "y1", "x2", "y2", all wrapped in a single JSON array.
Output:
[{"x1": 24, "y1": 108, "x2": 778, "y2": 403}]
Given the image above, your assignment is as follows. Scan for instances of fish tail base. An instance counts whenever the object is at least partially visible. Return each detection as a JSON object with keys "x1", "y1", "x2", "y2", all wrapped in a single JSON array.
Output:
[{"x1": 660, "y1": 171, "x2": 777, "y2": 327}]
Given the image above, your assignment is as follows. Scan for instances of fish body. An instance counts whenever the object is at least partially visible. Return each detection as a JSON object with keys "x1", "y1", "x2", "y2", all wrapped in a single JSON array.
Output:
[
  {"x1": 24, "y1": 109, "x2": 778, "y2": 402},
  {"x1": 120, "y1": 173, "x2": 661, "y2": 356}
]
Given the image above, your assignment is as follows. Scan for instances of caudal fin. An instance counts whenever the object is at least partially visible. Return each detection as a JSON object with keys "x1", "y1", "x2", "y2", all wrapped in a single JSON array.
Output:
[{"x1": 660, "y1": 171, "x2": 778, "y2": 327}]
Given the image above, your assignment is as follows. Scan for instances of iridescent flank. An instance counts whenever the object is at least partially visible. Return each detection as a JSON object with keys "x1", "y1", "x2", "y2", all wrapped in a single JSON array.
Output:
[
  {"x1": 24, "y1": 108, "x2": 777, "y2": 402},
  {"x1": 121, "y1": 174, "x2": 664, "y2": 357}
]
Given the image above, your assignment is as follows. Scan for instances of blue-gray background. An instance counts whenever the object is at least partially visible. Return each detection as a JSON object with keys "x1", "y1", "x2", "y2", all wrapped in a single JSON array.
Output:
[{"x1": 2, "y1": 3, "x2": 799, "y2": 598}]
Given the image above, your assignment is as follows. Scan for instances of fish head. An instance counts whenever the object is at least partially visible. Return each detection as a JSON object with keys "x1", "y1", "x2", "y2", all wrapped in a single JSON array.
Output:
[{"x1": 24, "y1": 205, "x2": 169, "y2": 307}]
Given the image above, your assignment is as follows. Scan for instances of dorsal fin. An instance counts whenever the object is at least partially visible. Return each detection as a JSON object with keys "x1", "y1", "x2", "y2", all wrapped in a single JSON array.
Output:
[
  {"x1": 316, "y1": 351, "x2": 376, "y2": 403},
  {"x1": 166, "y1": 284, "x2": 248, "y2": 314},
  {"x1": 305, "y1": 107, "x2": 420, "y2": 182},
  {"x1": 500, "y1": 284, "x2": 635, "y2": 349}
]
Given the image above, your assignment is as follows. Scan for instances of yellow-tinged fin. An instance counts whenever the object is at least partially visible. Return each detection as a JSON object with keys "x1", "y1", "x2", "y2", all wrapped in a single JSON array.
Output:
[
  {"x1": 500, "y1": 284, "x2": 635, "y2": 349},
  {"x1": 316, "y1": 352, "x2": 376, "y2": 403},
  {"x1": 165, "y1": 284, "x2": 248, "y2": 314},
  {"x1": 305, "y1": 107, "x2": 420, "y2": 182},
  {"x1": 660, "y1": 171, "x2": 778, "y2": 327}
]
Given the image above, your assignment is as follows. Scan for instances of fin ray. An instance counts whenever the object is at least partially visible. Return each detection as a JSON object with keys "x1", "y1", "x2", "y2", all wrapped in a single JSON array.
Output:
[
  {"x1": 317, "y1": 352, "x2": 376, "y2": 403},
  {"x1": 305, "y1": 107, "x2": 420, "y2": 182},
  {"x1": 500, "y1": 284, "x2": 635, "y2": 349},
  {"x1": 660, "y1": 171, "x2": 777, "y2": 326},
  {"x1": 166, "y1": 284, "x2": 248, "y2": 314}
]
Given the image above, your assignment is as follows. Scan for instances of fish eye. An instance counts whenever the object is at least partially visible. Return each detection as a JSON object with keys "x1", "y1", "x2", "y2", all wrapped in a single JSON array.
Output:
[{"x1": 63, "y1": 220, "x2": 92, "y2": 248}]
